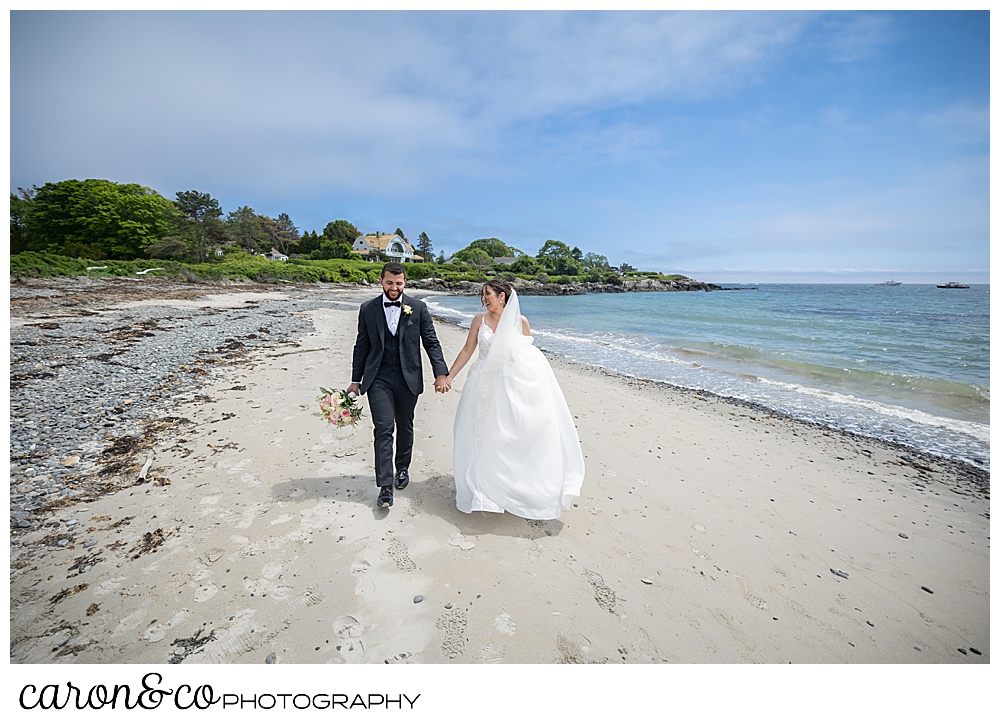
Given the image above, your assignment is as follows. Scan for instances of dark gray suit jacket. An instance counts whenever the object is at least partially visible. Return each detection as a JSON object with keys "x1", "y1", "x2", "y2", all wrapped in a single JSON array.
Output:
[{"x1": 351, "y1": 293, "x2": 449, "y2": 395}]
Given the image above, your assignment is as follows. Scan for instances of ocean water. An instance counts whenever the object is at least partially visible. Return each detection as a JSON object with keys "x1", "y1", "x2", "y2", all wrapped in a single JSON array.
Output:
[{"x1": 425, "y1": 284, "x2": 990, "y2": 470}]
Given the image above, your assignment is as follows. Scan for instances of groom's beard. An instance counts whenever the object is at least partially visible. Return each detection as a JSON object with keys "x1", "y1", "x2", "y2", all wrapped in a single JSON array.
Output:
[{"x1": 384, "y1": 287, "x2": 403, "y2": 300}]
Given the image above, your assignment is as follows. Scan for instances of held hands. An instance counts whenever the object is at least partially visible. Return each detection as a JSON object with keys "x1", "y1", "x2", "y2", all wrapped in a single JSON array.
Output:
[{"x1": 434, "y1": 375, "x2": 452, "y2": 394}]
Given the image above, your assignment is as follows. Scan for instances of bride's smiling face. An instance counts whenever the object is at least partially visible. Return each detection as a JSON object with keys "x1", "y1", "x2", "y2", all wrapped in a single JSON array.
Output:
[{"x1": 481, "y1": 286, "x2": 505, "y2": 313}]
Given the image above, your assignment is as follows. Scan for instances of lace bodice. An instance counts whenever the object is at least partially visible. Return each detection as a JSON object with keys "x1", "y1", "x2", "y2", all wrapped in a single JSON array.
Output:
[{"x1": 477, "y1": 322, "x2": 495, "y2": 358}]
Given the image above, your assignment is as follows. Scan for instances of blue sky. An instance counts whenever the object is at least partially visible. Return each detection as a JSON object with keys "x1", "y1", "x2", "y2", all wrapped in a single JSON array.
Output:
[{"x1": 10, "y1": 11, "x2": 989, "y2": 283}]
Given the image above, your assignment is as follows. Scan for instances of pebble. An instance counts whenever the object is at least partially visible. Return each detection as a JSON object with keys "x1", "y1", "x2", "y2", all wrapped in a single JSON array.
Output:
[
  {"x1": 413, "y1": 595, "x2": 424, "y2": 603},
  {"x1": 83, "y1": 541, "x2": 96, "y2": 548},
  {"x1": 8, "y1": 280, "x2": 323, "y2": 517},
  {"x1": 57, "y1": 539, "x2": 69, "y2": 547},
  {"x1": 444, "y1": 603, "x2": 452, "y2": 609},
  {"x1": 969, "y1": 647, "x2": 982, "y2": 655},
  {"x1": 898, "y1": 532, "x2": 908, "y2": 539},
  {"x1": 958, "y1": 648, "x2": 967, "y2": 655},
  {"x1": 921, "y1": 586, "x2": 934, "y2": 594},
  {"x1": 265, "y1": 652, "x2": 276, "y2": 664},
  {"x1": 830, "y1": 569, "x2": 849, "y2": 579},
  {"x1": 545, "y1": 530, "x2": 552, "y2": 536},
  {"x1": 640, "y1": 578, "x2": 653, "y2": 584}
]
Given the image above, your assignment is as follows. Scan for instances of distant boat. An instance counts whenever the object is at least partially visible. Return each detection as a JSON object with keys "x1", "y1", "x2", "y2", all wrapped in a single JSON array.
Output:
[
  {"x1": 937, "y1": 281, "x2": 970, "y2": 289},
  {"x1": 876, "y1": 280, "x2": 902, "y2": 286}
]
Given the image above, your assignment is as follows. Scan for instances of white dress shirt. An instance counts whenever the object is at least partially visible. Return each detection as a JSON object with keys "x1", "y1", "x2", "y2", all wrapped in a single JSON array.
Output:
[{"x1": 383, "y1": 293, "x2": 402, "y2": 335}]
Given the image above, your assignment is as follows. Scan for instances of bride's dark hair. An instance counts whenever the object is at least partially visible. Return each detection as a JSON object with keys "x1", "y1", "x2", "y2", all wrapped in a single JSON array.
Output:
[{"x1": 482, "y1": 279, "x2": 514, "y2": 307}]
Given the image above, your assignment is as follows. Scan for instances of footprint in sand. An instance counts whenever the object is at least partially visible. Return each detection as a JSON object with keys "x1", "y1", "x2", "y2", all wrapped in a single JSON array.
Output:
[
  {"x1": 241, "y1": 473, "x2": 263, "y2": 488},
  {"x1": 583, "y1": 570, "x2": 618, "y2": 613},
  {"x1": 436, "y1": 609, "x2": 467, "y2": 660},
  {"x1": 270, "y1": 513, "x2": 294, "y2": 526},
  {"x1": 693, "y1": 523, "x2": 707, "y2": 534},
  {"x1": 477, "y1": 641, "x2": 505, "y2": 664},
  {"x1": 228, "y1": 459, "x2": 253, "y2": 474},
  {"x1": 556, "y1": 633, "x2": 588, "y2": 664},
  {"x1": 406, "y1": 493, "x2": 423, "y2": 518},
  {"x1": 145, "y1": 609, "x2": 191, "y2": 642},
  {"x1": 194, "y1": 581, "x2": 218, "y2": 603},
  {"x1": 387, "y1": 539, "x2": 417, "y2": 572},
  {"x1": 228, "y1": 542, "x2": 264, "y2": 561},
  {"x1": 447, "y1": 532, "x2": 475, "y2": 551},
  {"x1": 200, "y1": 495, "x2": 222, "y2": 506},
  {"x1": 198, "y1": 548, "x2": 225, "y2": 566},
  {"x1": 493, "y1": 611, "x2": 516, "y2": 636},
  {"x1": 333, "y1": 614, "x2": 365, "y2": 663},
  {"x1": 351, "y1": 560, "x2": 373, "y2": 596},
  {"x1": 737, "y1": 576, "x2": 769, "y2": 611}
]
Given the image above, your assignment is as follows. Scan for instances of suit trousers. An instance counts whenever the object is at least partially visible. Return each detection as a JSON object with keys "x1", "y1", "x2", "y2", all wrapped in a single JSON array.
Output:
[{"x1": 367, "y1": 370, "x2": 418, "y2": 488}]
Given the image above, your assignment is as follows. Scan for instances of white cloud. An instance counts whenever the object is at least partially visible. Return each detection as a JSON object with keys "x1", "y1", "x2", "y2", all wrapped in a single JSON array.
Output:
[{"x1": 11, "y1": 11, "x2": 812, "y2": 196}]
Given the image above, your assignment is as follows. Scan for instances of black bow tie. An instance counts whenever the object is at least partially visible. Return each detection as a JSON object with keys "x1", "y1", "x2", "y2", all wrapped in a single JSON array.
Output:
[{"x1": 384, "y1": 300, "x2": 401, "y2": 308}]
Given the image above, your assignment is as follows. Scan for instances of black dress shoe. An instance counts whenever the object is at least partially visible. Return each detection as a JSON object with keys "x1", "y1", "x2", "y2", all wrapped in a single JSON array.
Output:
[
  {"x1": 394, "y1": 469, "x2": 409, "y2": 490},
  {"x1": 377, "y1": 486, "x2": 394, "y2": 507}
]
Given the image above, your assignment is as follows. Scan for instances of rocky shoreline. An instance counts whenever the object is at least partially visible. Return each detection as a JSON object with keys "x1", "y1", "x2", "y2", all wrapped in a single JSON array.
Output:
[{"x1": 406, "y1": 276, "x2": 725, "y2": 295}]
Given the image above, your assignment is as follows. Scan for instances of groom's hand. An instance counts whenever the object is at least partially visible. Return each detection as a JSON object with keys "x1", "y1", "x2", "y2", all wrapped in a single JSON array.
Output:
[
  {"x1": 346, "y1": 382, "x2": 360, "y2": 397},
  {"x1": 434, "y1": 375, "x2": 451, "y2": 393}
]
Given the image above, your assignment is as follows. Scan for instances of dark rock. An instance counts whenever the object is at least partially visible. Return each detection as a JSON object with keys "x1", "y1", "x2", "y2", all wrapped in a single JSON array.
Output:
[
  {"x1": 265, "y1": 652, "x2": 276, "y2": 664},
  {"x1": 970, "y1": 647, "x2": 982, "y2": 655},
  {"x1": 831, "y1": 568, "x2": 849, "y2": 579},
  {"x1": 921, "y1": 586, "x2": 934, "y2": 594},
  {"x1": 899, "y1": 532, "x2": 908, "y2": 539},
  {"x1": 413, "y1": 595, "x2": 423, "y2": 603},
  {"x1": 958, "y1": 648, "x2": 967, "y2": 655}
]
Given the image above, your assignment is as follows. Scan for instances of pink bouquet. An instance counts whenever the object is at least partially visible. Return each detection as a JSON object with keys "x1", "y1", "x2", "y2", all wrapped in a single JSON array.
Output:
[{"x1": 317, "y1": 387, "x2": 364, "y2": 428}]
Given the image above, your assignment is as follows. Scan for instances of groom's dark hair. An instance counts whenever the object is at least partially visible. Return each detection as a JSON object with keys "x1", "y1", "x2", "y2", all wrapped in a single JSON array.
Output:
[{"x1": 381, "y1": 262, "x2": 406, "y2": 278}]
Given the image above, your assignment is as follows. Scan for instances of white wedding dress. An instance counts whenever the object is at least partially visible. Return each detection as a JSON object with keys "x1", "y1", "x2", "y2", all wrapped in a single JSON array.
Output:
[{"x1": 453, "y1": 290, "x2": 584, "y2": 520}]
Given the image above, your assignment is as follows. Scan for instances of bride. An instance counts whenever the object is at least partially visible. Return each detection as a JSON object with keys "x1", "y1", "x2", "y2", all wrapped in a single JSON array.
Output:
[{"x1": 445, "y1": 279, "x2": 584, "y2": 520}]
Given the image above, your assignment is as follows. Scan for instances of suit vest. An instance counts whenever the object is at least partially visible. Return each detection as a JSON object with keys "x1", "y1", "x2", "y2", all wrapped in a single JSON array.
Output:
[{"x1": 376, "y1": 320, "x2": 401, "y2": 382}]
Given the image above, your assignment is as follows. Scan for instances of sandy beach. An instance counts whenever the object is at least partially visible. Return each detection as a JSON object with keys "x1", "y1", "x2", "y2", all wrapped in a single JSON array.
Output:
[{"x1": 8, "y1": 281, "x2": 990, "y2": 665}]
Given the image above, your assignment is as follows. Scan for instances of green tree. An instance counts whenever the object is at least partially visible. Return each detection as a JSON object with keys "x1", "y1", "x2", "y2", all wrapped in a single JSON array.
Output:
[
  {"x1": 9, "y1": 186, "x2": 37, "y2": 254},
  {"x1": 466, "y1": 250, "x2": 493, "y2": 278},
  {"x1": 394, "y1": 227, "x2": 406, "y2": 240},
  {"x1": 536, "y1": 239, "x2": 572, "y2": 263},
  {"x1": 619, "y1": 262, "x2": 637, "y2": 273},
  {"x1": 436, "y1": 251, "x2": 447, "y2": 264},
  {"x1": 416, "y1": 231, "x2": 433, "y2": 260},
  {"x1": 322, "y1": 219, "x2": 361, "y2": 246},
  {"x1": 309, "y1": 239, "x2": 355, "y2": 260},
  {"x1": 175, "y1": 190, "x2": 223, "y2": 263},
  {"x1": 227, "y1": 205, "x2": 261, "y2": 254},
  {"x1": 455, "y1": 237, "x2": 514, "y2": 261},
  {"x1": 297, "y1": 230, "x2": 321, "y2": 255},
  {"x1": 509, "y1": 255, "x2": 540, "y2": 275},
  {"x1": 145, "y1": 235, "x2": 189, "y2": 260},
  {"x1": 581, "y1": 252, "x2": 609, "y2": 271},
  {"x1": 23, "y1": 179, "x2": 175, "y2": 259},
  {"x1": 571, "y1": 246, "x2": 583, "y2": 260},
  {"x1": 259, "y1": 214, "x2": 299, "y2": 256},
  {"x1": 552, "y1": 256, "x2": 582, "y2": 276}
]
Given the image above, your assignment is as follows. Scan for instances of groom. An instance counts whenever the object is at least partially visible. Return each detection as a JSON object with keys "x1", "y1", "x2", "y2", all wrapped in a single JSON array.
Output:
[{"x1": 347, "y1": 262, "x2": 450, "y2": 508}]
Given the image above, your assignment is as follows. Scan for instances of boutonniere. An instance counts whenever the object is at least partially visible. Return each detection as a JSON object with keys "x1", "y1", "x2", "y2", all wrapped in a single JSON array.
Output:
[{"x1": 402, "y1": 304, "x2": 413, "y2": 316}]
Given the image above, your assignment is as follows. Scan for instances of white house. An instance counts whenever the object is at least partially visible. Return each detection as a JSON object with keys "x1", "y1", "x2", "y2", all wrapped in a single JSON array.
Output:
[
  {"x1": 267, "y1": 247, "x2": 289, "y2": 261},
  {"x1": 352, "y1": 232, "x2": 422, "y2": 263}
]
